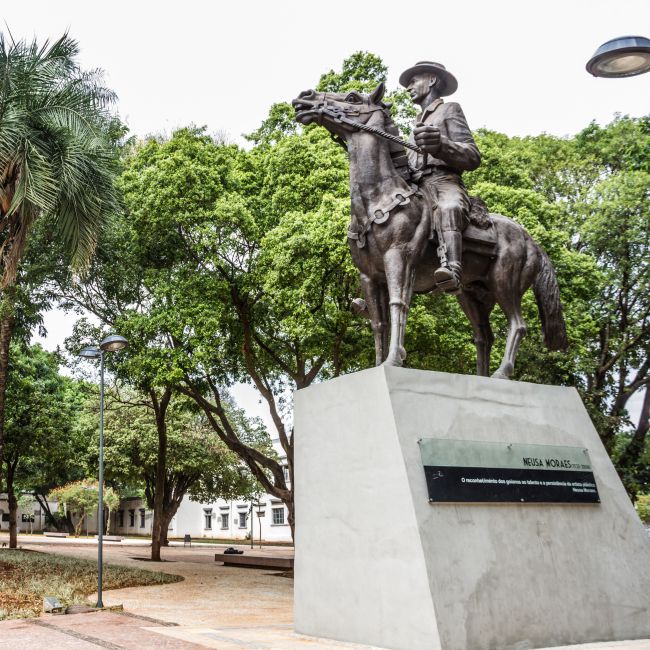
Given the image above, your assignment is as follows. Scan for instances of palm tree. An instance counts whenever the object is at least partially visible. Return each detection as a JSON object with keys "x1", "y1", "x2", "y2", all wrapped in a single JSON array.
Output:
[{"x1": 0, "y1": 32, "x2": 119, "y2": 470}]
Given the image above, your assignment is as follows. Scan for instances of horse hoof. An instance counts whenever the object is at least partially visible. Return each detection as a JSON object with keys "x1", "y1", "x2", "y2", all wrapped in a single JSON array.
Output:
[
  {"x1": 491, "y1": 370, "x2": 510, "y2": 380},
  {"x1": 382, "y1": 355, "x2": 403, "y2": 368}
]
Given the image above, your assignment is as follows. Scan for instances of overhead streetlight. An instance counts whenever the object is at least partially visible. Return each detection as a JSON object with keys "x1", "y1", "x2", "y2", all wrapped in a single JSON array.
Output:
[
  {"x1": 78, "y1": 334, "x2": 128, "y2": 608},
  {"x1": 100, "y1": 334, "x2": 128, "y2": 353},
  {"x1": 79, "y1": 346, "x2": 101, "y2": 359},
  {"x1": 586, "y1": 35, "x2": 650, "y2": 78}
]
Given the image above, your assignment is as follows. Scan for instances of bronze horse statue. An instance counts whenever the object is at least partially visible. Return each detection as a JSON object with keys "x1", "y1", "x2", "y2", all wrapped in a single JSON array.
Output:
[{"x1": 292, "y1": 83, "x2": 567, "y2": 379}]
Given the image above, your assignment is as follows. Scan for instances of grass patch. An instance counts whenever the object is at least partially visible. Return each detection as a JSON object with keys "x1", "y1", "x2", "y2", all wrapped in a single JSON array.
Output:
[{"x1": 0, "y1": 549, "x2": 182, "y2": 620}]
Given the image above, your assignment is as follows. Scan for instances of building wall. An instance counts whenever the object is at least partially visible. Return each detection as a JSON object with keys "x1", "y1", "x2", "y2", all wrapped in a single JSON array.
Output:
[
  {"x1": 106, "y1": 497, "x2": 153, "y2": 536},
  {"x1": 170, "y1": 495, "x2": 292, "y2": 542},
  {"x1": 101, "y1": 494, "x2": 293, "y2": 543},
  {"x1": 0, "y1": 494, "x2": 48, "y2": 533}
]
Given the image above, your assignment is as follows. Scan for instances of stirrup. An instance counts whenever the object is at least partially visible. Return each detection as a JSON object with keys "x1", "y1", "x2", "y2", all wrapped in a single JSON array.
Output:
[
  {"x1": 434, "y1": 265, "x2": 462, "y2": 294},
  {"x1": 434, "y1": 266, "x2": 453, "y2": 282},
  {"x1": 436, "y1": 277, "x2": 462, "y2": 294}
]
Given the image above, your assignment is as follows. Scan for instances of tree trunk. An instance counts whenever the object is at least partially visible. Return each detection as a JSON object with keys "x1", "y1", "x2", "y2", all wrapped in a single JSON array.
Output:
[
  {"x1": 286, "y1": 496, "x2": 295, "y2": 542},
  {"x1": 618, "y1": 387, "x2": 650, "y2": 498},
  {"x1": 159, "y1": 510, "x2": 172, "y2": 547},
  {"x1": 74, "y1": 512, "x2": 85, "y2": 537},
  {"x1": 33, "y1": 493, "x2": 62, "y2": 531},
  {"x1": 150, "y1": 389, "x2": 171, "y2": 562},
  {"x1": 6, "y1": 460, "x2": 17, "y2": 548},
  {"x1": 64, "y1": 509, "x2": 75, "y2": 534},
  {"x1": 0, "y1": 291, "x2": 15, "y2": 484}
]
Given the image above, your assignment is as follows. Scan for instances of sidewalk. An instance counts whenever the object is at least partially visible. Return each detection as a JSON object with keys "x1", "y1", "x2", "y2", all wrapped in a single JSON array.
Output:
[
  {"x1": 0, "y1": 540, "x2": 648, "y2": 649},
  {"x1": 0, "y1": 533, "x2": 151, "y2": 547},
  {"x1": 0, "y1": 532, "x2": 275, "y2": 548}
]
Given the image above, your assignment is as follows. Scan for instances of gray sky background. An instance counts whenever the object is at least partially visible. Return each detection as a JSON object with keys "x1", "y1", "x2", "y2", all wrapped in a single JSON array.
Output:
[{"x1": 5, "y1": 0, "x2": 649, "y2": 423}]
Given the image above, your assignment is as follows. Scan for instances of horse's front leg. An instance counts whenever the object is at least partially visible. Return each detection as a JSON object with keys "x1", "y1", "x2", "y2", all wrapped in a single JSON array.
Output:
[
  {"x1": 382, "y1": 248, "x2": 415, "y2": 367},
  {"x1": 359, "y1": 273, "x2": 390, "y2": 365}
]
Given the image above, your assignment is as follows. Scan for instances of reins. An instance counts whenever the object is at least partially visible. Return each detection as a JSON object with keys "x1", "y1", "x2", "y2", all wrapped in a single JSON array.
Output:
[{"x1": 315, "y1": 102, "x2": 424, "y2": 154}]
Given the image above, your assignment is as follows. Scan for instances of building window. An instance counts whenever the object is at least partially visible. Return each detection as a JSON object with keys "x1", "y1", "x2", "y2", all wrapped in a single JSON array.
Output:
[
  {"x1": 118, "y1": 510, "x2": 124, "y2": 528},
  {"x1": 204, "y1": 509, "x2": 213, "y2": 530},
  {"x1": 139, "y1": 509, "x2": 145, "y2": 528},
  {"x1": 283, "y1": 466, "x2": 290, "y2": 482},
  {"x1": 272, "y1": 507, "x2": 285, "y2": 525},
  {"x1": 221, "y1": 513, "x2": 229, "y2": 529},
  {"x1": 238, "y1": 512, "x2": 247, "y2": 528},
  {"x1": 129, "y1": 509, "x2": 135, "y2": 527}
]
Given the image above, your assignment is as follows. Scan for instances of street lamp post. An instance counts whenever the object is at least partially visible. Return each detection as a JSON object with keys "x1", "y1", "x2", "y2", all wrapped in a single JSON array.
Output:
[
  {"x1": 79, "y1": 334, "x2": 128, "y2": 608},
  {"x1": 586, "y1": 35, "x2": 650, "y2": 78}
]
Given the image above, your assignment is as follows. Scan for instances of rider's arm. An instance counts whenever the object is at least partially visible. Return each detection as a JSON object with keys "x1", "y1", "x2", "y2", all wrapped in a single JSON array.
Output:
[{"x1": 436, "y1": 102, "x2": 481, "y2": 172}]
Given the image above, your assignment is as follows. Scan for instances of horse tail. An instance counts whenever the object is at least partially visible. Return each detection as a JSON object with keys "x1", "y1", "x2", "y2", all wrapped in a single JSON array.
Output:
[{"x1": 532, "y1": 247, "x2": 568, "y2": 351}]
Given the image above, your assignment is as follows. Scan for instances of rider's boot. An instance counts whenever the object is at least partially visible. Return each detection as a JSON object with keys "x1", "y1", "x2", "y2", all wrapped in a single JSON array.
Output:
[{"x1": 434, "y1": 230, "x2": 463, "y2": 294}]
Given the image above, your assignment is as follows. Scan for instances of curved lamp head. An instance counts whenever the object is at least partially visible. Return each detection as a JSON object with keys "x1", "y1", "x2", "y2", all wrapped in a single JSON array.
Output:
[
  {"x1": 79, "y1": 346, "x2": 101, "y2": 359},
  {"x1": 100, "y1": 334, "x2": 128, "y2": 352},
  {"x1": 586, "y1": 35, "x2": 650, "y2": 78}
]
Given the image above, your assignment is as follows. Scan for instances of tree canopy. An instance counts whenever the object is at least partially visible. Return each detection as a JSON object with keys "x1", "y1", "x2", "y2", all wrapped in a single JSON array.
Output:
[
  {"x1": 2, "y1": 49, "x2": 647, "y2": 537},
  {"x1": 0, "y1": 32, "x2": 121, "y2": 478}
]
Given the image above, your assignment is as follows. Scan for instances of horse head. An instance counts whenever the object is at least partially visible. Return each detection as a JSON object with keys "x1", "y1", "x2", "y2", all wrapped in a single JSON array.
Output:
[{"x1": 292, "y1": 82, "x2": 389, "y2": 142}]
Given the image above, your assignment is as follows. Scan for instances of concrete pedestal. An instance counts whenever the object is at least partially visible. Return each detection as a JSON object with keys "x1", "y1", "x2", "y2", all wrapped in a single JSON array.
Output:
[{"x1": 294, "y1": 367, "x2": 650, "y2": 650}]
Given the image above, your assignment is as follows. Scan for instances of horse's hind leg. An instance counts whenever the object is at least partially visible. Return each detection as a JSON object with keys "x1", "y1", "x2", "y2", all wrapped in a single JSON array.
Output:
[
  {"x1": 493, "y1": 291, "x2": 527, "y2": 380},
  {"x1": 359, "y1": 273, "x2": 390, "y2": 365},
  {"x1": 458, "y1": 293, "x2": 495, "y2": 376}
]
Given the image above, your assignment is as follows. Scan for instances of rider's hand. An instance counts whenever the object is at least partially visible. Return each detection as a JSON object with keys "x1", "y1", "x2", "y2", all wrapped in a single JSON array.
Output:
[{"x1": 413, "y1": 123, "x2": 441, "y2": 155}]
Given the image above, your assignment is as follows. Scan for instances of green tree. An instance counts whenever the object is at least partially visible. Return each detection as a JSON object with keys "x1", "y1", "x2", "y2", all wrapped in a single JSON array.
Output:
[
  {"x1": 3, "y1": 344, "x2": 77, "y2": 546},
  {"x1": 61, "y1": 121, "x2": 365, "y2": 539},
  {"x1": 464, "y1": 119, "x2": 650, "y2": 492},
  {"x1": 26, "y1": 378, "x2": 98, "y2": 533},
  {"x1": 101, "y1": 391, "x2": 261, "y2": 545},
  {"x1": 50, "y1": 478, "x2": 119, "y2": 537},
  {"x1": 636, "y1": 493, "x2": 650, "y2": 524},
  {"x1": 0, "y1": 33, "x2": 120, "y2": 472}
]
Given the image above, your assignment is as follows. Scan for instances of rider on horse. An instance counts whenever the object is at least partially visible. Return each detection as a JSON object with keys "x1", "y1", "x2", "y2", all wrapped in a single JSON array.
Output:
[{"x1": 400, "y1": 61, "x2": 481, "y2": 294}]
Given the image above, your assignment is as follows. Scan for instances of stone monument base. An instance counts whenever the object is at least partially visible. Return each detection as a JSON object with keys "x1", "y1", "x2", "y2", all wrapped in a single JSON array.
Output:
[{"x1": 294, "y1": 367, "x2": 650, "y2": 650}]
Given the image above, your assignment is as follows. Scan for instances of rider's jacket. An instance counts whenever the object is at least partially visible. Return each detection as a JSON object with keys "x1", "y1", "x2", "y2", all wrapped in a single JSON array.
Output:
[{"x1": 407, "y1": 98, "x2": 481, "y2": 175}]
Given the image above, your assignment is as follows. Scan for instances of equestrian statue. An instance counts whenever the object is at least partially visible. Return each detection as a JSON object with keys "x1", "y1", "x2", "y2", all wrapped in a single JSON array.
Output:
[{"x1": 292, "y1": 61, "x2": 567, "y2": 379}]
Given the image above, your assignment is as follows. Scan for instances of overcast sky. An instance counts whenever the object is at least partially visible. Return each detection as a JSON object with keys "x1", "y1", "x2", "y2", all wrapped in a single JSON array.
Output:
[
  {"x1": 5, "y1": 0, "x2": 649, "y2": 422},
  {"x1": 5, "y1": 0, "x2": 649, "y2": 144}
]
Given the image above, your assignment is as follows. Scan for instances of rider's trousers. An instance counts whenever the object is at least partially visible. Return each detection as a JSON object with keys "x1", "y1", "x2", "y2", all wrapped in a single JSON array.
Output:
[{"x1": 420, "y1": 170, "x2": 470, "y2": 235}]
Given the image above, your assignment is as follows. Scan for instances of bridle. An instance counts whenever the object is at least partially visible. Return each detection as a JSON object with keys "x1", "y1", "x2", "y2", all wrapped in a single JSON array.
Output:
[{"x1": 312, "y1": 96, "x2": 423, "y2": 154}]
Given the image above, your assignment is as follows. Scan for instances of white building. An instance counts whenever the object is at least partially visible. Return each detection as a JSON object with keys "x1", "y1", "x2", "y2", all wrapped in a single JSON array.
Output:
[
  {"x1": 60, "y1": 439, "x2": 293, "y2": 544},
  {"x1": 0, "y1": 494, "x2": 48, "y2": 534},
  {"x1": 106, "y1": 439, "x2": 294, "y2": 543},
  {"x1": 106, "y1": 493, "x2": 292, "y2": 543}
]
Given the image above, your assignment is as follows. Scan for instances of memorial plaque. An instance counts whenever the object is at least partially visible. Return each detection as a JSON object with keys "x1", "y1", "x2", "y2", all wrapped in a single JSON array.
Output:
[{"x1": 419, "y1": 439, "x2": 600, "y2": 503}]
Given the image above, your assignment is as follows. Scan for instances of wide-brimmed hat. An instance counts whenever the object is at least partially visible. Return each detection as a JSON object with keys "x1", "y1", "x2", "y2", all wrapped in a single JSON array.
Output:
[{"x1": 399, "y1": 61, "x2": 458, "y2": 97}]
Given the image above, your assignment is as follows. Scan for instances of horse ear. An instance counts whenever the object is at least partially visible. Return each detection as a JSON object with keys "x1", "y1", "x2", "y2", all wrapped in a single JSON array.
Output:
[{"x1": 368, "y1": 81, "x2": 386, "y2": 104}]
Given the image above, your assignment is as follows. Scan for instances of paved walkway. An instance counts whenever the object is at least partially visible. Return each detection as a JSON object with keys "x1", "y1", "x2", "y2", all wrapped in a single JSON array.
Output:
[{"x1": 0, "y1": 540, "x2": 648, "y2": 649}]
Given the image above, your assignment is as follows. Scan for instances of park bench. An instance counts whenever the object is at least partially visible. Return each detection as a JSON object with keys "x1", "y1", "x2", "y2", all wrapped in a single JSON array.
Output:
[
  {"x1": 215, "y1": 553, "x2": 294, "y2": 570},
  {"x1": 43, "y1": 532, "x2": 69, "y2": 538}
]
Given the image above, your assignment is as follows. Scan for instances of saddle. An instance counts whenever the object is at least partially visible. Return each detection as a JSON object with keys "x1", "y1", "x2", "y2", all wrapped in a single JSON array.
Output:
[
  {"x1": 348, "y1": 189, "x2": 497, "y2": 259},
  {"x1": 428, "y1": 195, "x2": 497, "y2": 259},
  {"x1": 462, "y1": 197, "x2": 497, "y2": 259}
]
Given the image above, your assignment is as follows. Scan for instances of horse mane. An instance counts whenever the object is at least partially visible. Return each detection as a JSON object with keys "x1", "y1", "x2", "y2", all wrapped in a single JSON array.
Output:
[{"x1": 380, "y1": 104, "x2": 411, "y2": 181}]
